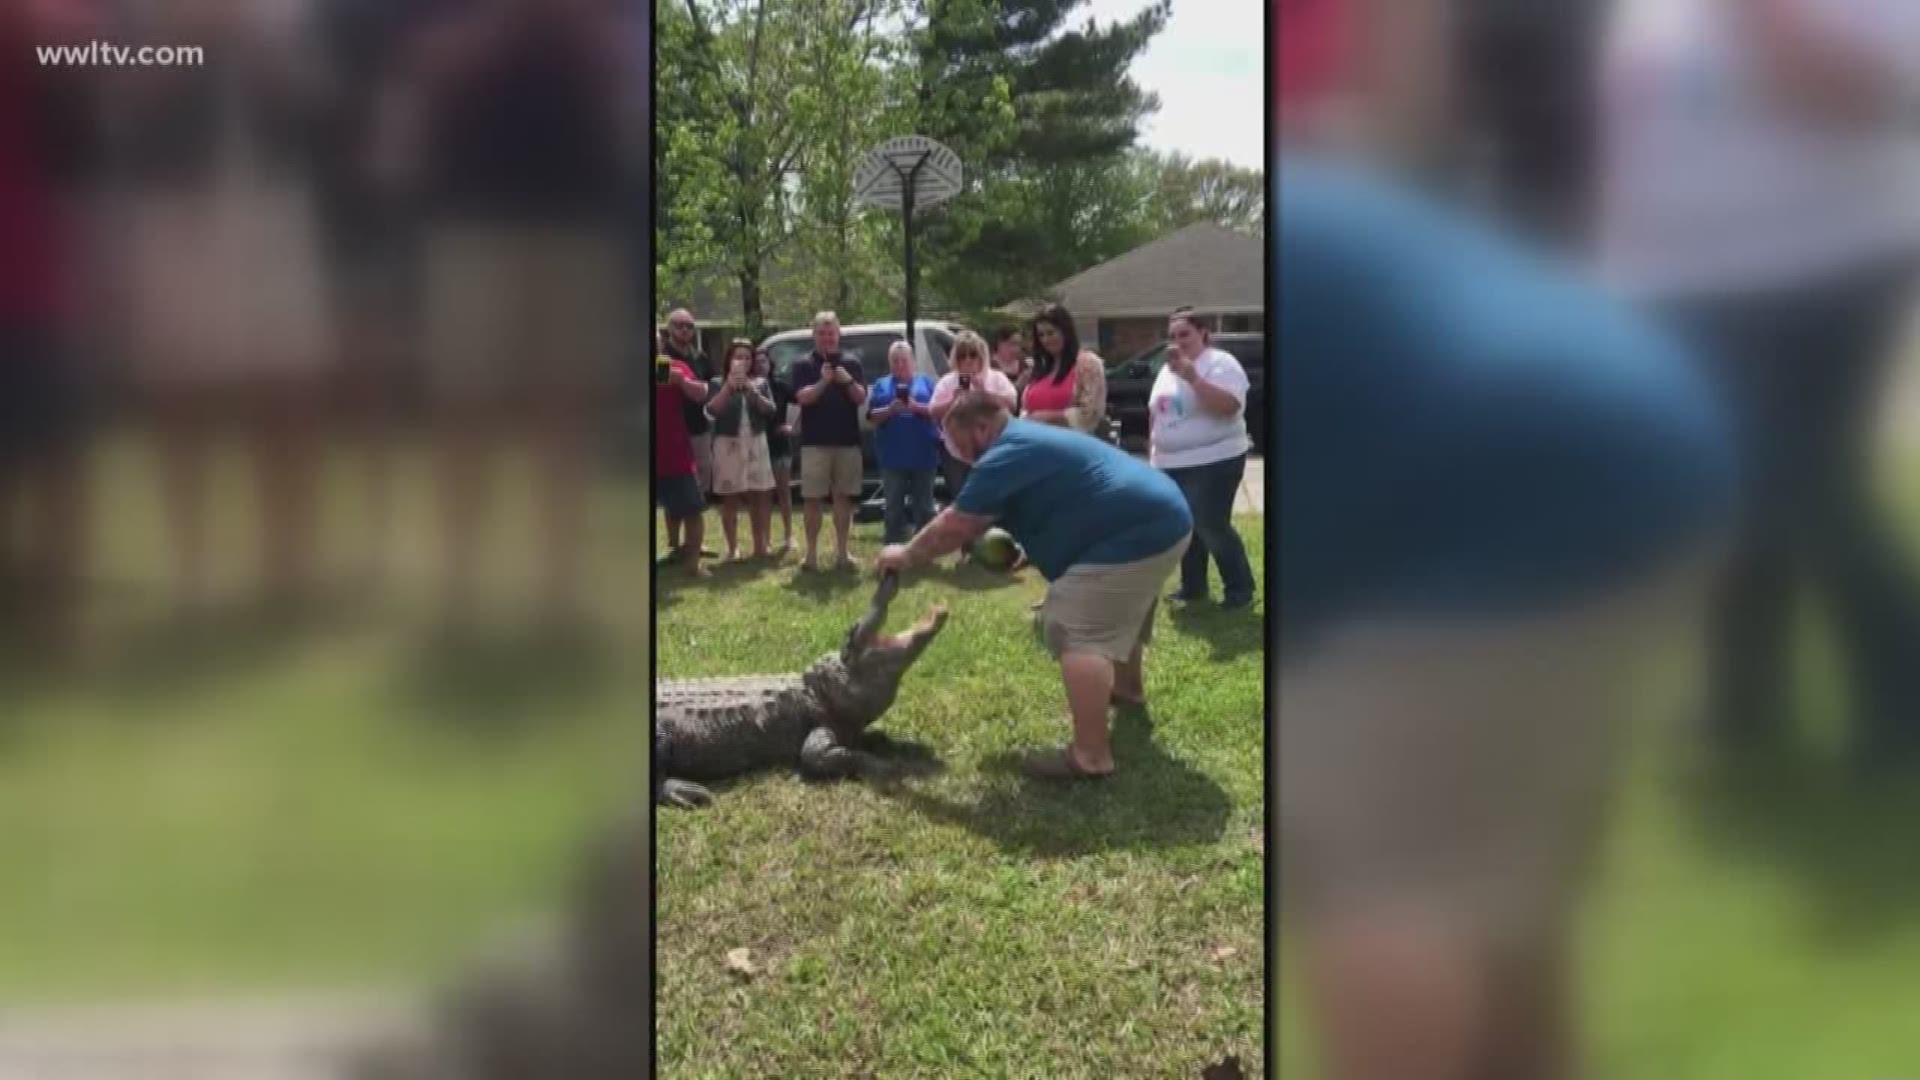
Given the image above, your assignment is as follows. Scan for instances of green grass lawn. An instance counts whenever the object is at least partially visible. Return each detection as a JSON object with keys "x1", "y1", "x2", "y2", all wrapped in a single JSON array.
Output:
[
  {"x1": 23, "y1": 428, "x2": 1920, "y2": 1077},
  {"x1": 1280, "y1": 721, "x2": 1920, "y2": 1078},
  {"x1": 0, "y1": 432, "x2": 652, "y2": 1002},
  {"x1": 1278, "y1": 467, "x2": 1920, "y2": 1077},
  {"x1": 654, "y1": 514, "x2": 1268, "y2": 1079}
]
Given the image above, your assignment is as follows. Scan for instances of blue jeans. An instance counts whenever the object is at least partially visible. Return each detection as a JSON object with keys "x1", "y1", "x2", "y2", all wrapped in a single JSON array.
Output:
[
  {"x1": 882, "y1": 467, "x2": 937, "y2": 544},
  {"x1": 1660, "y1": 256, "x2": 1920, "y2": 755},
  {"x1": 1165, "y1": 454, "x2": 1254, "y2": 605}
]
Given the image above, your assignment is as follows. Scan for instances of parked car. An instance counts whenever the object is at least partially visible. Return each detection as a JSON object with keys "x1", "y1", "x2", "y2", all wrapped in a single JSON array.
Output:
[
  {"x1": 1103, "y1": 331, "x2": 1265, "y2": 454},
  {"x1": 761, "y1": 321, "x2": 971, "y2": 517}
]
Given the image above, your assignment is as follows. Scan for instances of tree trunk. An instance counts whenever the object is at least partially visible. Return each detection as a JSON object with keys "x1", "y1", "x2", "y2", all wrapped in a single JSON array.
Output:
[{"x1": 740, "y1": 261, "x2": 764, "y2": 342}]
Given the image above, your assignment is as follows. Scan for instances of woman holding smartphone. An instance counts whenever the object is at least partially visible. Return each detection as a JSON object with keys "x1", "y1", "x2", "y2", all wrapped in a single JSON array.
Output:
[
  {"x1": 705, "y1": 340, "x2": 778, "y2": 560},
  {"x1": 869, "y1": 341, "x2": 943, "y2": 545},
  {"x1": 752, "y1": 347, "x2": 797, "y2": 556},
  {"x1": 931, "y1": 331, "x2": 1021, "y2": 510}
]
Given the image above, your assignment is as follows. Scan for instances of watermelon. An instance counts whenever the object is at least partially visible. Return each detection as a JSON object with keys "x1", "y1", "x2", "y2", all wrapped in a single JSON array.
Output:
[{"x1": 972, "y1": 527, "x2": 1022, "y2": 571}]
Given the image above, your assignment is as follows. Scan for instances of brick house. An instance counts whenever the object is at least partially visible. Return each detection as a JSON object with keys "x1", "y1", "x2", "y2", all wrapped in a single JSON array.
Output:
[{"x1": 1002, "y1": 222, "x2": 1264, "y2": 362}]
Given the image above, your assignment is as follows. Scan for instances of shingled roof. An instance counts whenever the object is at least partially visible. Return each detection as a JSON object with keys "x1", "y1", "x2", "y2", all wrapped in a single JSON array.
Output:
[{"x1": 1012, "y1": 222, "x2": 1264, "y2": 319}]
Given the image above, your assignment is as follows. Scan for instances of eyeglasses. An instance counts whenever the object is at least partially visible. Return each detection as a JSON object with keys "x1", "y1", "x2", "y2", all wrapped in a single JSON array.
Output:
[{"x1": 669, "y1": 321, "x2": 695, "y2": 330}]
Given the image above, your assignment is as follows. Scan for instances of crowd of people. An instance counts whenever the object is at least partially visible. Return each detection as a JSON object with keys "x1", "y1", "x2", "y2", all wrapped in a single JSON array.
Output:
[
  {"x1": 1, "y1": 0, "x2": 642, "y2": 657},
  {"x1": 653, "y1": 305, "x2": 1257, "y2": 592},
  {"x1": 1280, "y1": 0, "x2": 1920, "y2": 1077}
]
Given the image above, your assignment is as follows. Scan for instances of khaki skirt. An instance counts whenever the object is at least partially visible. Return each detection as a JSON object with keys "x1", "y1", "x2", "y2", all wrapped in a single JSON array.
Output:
[{"x1": 712, "y1": 433, "x2": 775, "y2": 495}]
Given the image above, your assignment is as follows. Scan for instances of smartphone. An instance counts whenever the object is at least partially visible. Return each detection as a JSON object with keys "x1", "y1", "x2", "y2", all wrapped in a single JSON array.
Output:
[
  {"x1": 655, "y1": 356, "x2": 672, "y2": 386},
  {"x1": 895, "y1": 381, "x2": 911, "y2": 403},
  {"x1": 958, "y1": 374, "x2": 972, "y2": 392}
]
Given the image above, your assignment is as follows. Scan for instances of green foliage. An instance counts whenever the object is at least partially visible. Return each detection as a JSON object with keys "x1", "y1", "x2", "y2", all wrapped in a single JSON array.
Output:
[
  {"x1": 658, "y1": 0, "x2": 1264, "y2": 331},
  {"x1": 658, "y1": 0, "x2": 906, "y2": 336},
  {"x1": 1139, "y1": 150, "x2": 1266, "y2": 239},
  {"x1": 905, "y1": 0, "x2": 1171, "y2": 312}
]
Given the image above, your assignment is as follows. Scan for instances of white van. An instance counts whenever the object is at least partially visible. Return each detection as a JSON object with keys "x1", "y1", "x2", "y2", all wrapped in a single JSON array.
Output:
[{"x1": 758, "y1": 321, "x2": 970, "y2": 385}]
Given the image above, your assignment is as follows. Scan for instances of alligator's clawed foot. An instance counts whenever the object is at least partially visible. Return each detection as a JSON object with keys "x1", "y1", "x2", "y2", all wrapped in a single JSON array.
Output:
[{"x1": 658, "y1": 778, "x2": 714, "y2": 810}]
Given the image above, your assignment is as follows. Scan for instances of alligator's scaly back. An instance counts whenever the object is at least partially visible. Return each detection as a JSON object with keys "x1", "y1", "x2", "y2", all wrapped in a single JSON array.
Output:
[{"x1": 656, "y1": 673, "x2": 804, "y2": 708}]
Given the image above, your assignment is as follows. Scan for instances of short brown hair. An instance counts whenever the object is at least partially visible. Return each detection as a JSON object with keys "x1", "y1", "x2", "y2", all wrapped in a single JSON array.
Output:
[
  {"x1": 1169, "y1": 306, "x2": 1208, "y2": 334},
  {"x1": 944, "y1": 389, "x2": 1011, "y2": 430}
]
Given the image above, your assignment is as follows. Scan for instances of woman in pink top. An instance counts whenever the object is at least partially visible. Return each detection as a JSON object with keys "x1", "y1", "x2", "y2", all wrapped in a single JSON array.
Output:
[
  {"x1": 1020, "y1": 304, "x2": 1106, "y2": 437},
  {"x1": 930, "y1": 330, "x2": 1019, "y2": 512}
]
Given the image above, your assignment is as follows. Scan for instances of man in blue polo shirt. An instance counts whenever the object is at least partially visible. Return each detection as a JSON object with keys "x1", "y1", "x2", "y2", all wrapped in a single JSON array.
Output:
[
  {"x1": 876, "y1": 394, "x2": 1193, "y2": 781},
  {"x1": 1278, "y1": 153, "x2": 1738, "y2": 1080}
]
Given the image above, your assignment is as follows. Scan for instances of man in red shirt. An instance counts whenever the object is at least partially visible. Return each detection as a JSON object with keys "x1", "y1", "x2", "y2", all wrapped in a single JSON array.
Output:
[
  {"x1": 655, "y1": 352, "x2": 711, "y2": 577},
  {"x1": 1, "y1": 0, "x2": 97, "y2": 655}
]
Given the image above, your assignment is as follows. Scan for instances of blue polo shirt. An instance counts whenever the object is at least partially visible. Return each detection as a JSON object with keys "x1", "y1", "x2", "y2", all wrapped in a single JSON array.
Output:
[
  {"x1": 956, "y1": 420, "x2": 1192, "y2": 580},
  {"x1": 1278, "y1": 157, "x2": 1738, "y2": 644},
  {"x1": 869, "y1": 374, "x2": 941, "y2": 470}
]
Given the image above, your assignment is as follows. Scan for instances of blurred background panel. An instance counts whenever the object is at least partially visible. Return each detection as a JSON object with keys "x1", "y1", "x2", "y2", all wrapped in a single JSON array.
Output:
[
  {"x1": 0, "y1": 0, "x2": 650, "y2": 1071},
  {"x1": 1280, "y1": 0, "x2": 1920, "y2": 1077}
]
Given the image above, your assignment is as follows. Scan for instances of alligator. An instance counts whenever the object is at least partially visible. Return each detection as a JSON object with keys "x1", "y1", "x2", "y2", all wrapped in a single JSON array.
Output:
[{"x1": 654, "y1": 571, "x2": 949, "y2": 809}]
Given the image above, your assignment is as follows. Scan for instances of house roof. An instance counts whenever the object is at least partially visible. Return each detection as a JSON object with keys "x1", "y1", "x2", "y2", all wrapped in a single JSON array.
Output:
[{"x1": 1005, "y1": 222, "x2": 1263, "y2": 319}]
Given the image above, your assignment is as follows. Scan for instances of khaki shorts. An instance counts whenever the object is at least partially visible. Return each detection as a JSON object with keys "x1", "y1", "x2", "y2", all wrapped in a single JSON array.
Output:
[
  {"x1": 1276, "y1": 550, "x2": 1715, "y2": 946},
  {"x1": 800, "y1": 446, "x2": 863, "y2": 499},
  {"x1": 1041, "y1": 534, "x2": 1190, "y2": 662},
  {"x1": 423, "y1": 224, "x2": 624, "y2": 400}
]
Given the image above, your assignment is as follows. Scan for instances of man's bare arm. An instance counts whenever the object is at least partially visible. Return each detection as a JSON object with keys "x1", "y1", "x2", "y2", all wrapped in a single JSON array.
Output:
[{"x1": 902, "y1": 508, "x2": 993, "y2": 566}]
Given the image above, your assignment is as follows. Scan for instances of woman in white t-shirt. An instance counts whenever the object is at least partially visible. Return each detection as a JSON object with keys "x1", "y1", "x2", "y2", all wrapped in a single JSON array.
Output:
[
  {"x1": 930, "y1": 330, "x2": 1020, "y2": 506},
  {"x1": 1149, "y1": 308, "x2": 1254, "y2": 610},
  {"x1": 1599, "y1": 0, "x2": 1920, "y2": 760}
]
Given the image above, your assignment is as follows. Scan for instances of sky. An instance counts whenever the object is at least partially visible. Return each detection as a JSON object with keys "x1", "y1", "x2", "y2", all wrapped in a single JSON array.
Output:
[{"x1": 1082, "y1": 0, "x2": 1265, "y2": 171}]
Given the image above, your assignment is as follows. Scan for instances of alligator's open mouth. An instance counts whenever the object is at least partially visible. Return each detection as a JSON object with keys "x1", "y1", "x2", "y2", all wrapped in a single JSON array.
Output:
[{"x1": 876, "y1": 604, "x2": 948, "y2": 649}]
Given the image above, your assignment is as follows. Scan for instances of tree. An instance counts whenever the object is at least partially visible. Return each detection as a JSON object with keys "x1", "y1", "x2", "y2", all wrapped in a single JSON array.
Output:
[
  {"x1": 901, "y1": 0, "x2": 1170, "y2": 312},
  {"x1": 1140, "y1": 151, "x2": 1266, "y2": 239},
  {"x1": 655, "y1": 0, "x2": 894, "y2": 337},
  {"x1": 785, "y1": 0, "x2": 904, "y2": 321}
]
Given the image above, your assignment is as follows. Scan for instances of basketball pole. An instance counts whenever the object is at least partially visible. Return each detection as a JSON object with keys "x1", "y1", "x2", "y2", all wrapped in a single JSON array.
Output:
[{"x1": 889, "y1": 153, "x2": 930, "y2": 359}]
